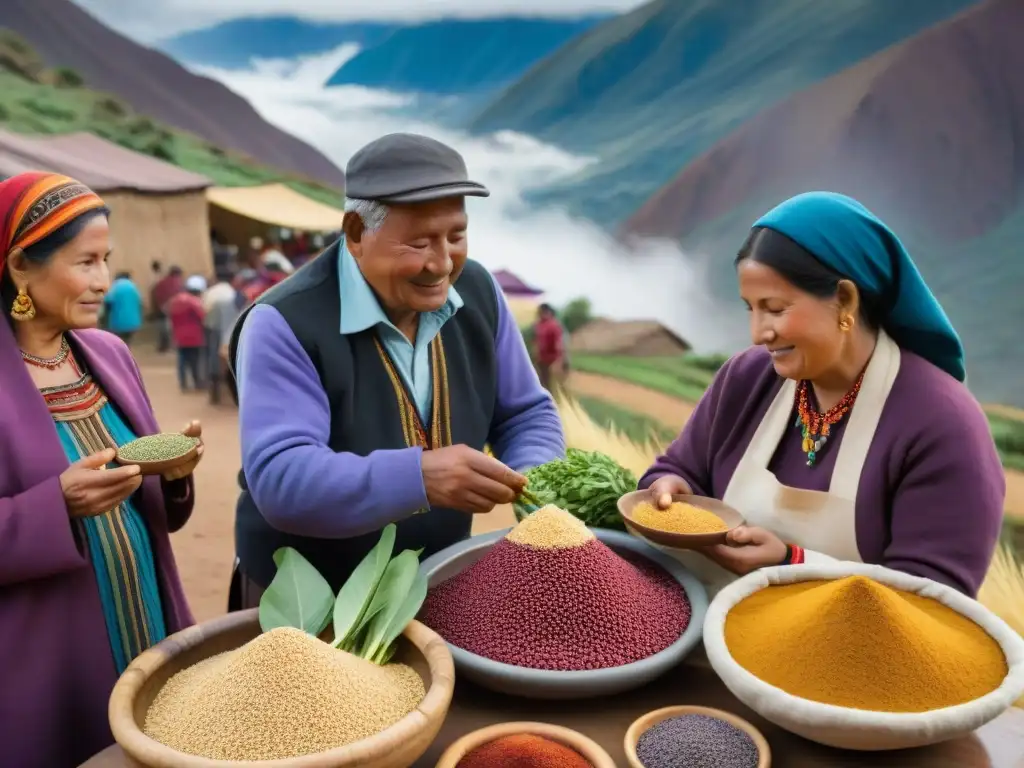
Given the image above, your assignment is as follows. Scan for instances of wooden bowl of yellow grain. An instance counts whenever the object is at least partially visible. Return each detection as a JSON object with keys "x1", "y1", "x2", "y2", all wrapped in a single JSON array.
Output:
[
  {"x1": 435, "y1": 722, "x2": 617, "y2": 768},
  {"x1": 624, "y1": 705, "x2": 770, "y2": 768},
  {"x1": 619, "y1": 490, "x2": 744, "y2": 550},
  {"x1": 109, "y1": 609, "x2": 455, "y2": 768}
]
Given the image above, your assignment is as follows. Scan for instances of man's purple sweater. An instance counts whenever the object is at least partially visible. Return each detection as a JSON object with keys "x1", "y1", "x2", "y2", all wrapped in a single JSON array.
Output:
[{"x1": 235, "y1": 283, "x2": 565, "y2": 539}]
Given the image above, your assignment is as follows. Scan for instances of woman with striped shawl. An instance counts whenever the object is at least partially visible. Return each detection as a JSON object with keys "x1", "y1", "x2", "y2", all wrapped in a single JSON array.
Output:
[{"x1": 0, "y1": 172, "x2": 201, "y2": 767}]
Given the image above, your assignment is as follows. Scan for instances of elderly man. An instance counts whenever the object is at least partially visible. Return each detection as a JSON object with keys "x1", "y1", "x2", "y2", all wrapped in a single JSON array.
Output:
[{"x1": 227, "y1": 133, "x2": 565, "y2": 605}]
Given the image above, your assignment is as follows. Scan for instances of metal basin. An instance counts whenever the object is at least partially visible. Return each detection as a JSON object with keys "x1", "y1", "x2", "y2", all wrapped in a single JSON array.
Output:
[{"x1": 418, "y1": 528, "x2": 708, "y2": 700}]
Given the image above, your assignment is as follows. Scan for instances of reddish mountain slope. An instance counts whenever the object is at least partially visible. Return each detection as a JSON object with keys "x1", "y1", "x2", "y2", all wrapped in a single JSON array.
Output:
[
  {"x1": 623, "y1": 0, "x2": 1023, "y2": 243},
  {"x1": 0, "y1": 0, "x2": 344, "y2": 187}
]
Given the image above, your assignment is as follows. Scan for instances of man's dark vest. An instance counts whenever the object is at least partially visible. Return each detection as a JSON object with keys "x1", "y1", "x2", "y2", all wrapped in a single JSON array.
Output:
[{"x1": 227, "y1": 244, "x2": 499, "y2": 590}]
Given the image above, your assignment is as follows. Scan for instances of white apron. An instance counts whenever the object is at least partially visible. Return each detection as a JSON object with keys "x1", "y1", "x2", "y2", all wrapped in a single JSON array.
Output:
[{"x1": 663, "y1": 331, "x2": 901, "y2": 596}]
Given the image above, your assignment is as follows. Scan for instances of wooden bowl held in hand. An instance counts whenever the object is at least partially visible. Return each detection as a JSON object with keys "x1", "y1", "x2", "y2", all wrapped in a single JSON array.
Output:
[
  {"x1": 624, "y1": 705, "x2": 771, "y2": 768},
  {"x1": 435, "y1": 721, "x2": 617, "y2": 768},
  {"x1": 108, "y1": 609, "x2": 455, "y2": 768},
  {"x1": 618, "y1": 490, "x2": 744, "y2": 550},
  {"x1": 114, "y1": 434, "x2": 199, "y2": 477}
]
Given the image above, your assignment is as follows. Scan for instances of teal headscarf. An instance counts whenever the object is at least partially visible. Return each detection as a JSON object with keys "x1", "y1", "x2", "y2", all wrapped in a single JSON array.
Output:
[{"x1": 753, "y1": 192, "x2": 965, "y2": 382}]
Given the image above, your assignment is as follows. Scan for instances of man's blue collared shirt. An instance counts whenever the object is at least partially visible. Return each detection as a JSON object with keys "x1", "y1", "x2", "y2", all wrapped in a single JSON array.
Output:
[{"x1": 338, "y1": 244, "x2": 463, "y2": 423}]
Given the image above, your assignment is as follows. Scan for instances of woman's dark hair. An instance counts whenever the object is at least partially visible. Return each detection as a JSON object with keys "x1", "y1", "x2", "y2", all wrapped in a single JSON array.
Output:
[
  {"x1": 1, "y1": 208, "x2": 110, "y2": 324},
  {"x1": 735, "y1": 226, "x2": 885, "y2": 329}
]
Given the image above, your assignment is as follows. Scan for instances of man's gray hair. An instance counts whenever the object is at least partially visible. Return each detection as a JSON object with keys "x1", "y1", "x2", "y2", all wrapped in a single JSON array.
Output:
[{"x1": 344, "y1": 197, "x2": 390, "y2": 233}]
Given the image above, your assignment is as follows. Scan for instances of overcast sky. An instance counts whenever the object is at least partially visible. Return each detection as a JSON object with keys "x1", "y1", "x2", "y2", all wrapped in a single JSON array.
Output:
[{"x1": 72, "y1": 0, "x2": 646, "y2": 42}]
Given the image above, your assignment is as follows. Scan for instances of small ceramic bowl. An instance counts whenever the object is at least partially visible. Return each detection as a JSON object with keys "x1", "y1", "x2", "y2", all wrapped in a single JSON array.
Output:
[
  {"x1": 624, "y1": 705, "x2": 771, "y2": 768},
  {"x1": 436, "y1": 721, "x2": 617, "y2": 768},
  {"x1": 619, "y1": 490, "x2": 744, "y2": 549},
  {"x1": 115, "y1": 435, "x2": 199, "y2": 476}
]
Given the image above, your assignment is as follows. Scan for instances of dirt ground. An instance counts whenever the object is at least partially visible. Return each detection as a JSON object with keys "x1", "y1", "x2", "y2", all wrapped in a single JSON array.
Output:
[{"x1": 139, "y1": 353, "x2": 1023, "y2": 621}]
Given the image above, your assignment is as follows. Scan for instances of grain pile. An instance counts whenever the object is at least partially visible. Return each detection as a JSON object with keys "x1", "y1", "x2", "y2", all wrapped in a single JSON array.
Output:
[
  {"x1": 420, "y1": 506, "x2": 691, "y2": 670},
  {"x1": 636, "y1": 714, "x2": 759, "y2": 768},
  {"x1": 725, "y1": 576, "x2": 1008, "y2": 712},
  {"x1": 144, "y1": 627, "x2": 425, "y2": 760},
  {"x1": 118, "y1": 433, "x2": 197, "y2": 462},
  {"x1": 631, "y1": 501, "x2": 728, "y2": 535}
]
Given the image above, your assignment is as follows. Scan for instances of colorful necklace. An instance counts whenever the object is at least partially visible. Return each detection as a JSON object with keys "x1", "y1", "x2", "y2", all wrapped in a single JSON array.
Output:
[
  {"x1": 21, "y1": 336, "x2": 71, "y2": 370},
  {"x1": 794, "y1": 371, "x2": 866, "y2": 466}
]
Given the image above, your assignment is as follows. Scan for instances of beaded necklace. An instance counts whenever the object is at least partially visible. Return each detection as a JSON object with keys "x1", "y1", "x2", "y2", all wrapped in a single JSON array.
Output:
[
  {"x1": 794, "y1": 370, "x2": 866, "y2": 466},
  {"x1": 20, "y1": 336, "x2": 71, "y2": 370}
]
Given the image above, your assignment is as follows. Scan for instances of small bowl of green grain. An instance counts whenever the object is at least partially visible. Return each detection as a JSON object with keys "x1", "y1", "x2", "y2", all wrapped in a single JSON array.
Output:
[{"x1": 115, "y1": 433, "x2": 200, "y2": 476}]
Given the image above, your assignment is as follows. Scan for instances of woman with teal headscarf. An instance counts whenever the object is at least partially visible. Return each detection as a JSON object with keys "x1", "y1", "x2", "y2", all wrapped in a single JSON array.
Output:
[{"x1": 638, "y1": 192, "x2": 1004, "y2": 598}]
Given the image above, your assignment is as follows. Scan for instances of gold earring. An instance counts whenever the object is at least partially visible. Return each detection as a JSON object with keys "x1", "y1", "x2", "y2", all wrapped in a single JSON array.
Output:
[
  {"x1": 839, "y1": 315, "x2": 853, "y2": 332},
  {"x1": 10, "y1": 289, "x2": 35, "y2": 322}
]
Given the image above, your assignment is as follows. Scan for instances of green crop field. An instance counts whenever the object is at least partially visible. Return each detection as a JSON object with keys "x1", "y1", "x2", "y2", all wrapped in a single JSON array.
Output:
[{"x1": 574, "y1": 395, "x2": 676, "y2": 447}]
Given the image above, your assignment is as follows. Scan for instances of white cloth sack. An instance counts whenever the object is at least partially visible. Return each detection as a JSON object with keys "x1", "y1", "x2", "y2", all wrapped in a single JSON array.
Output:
[{"x1": 703, "y1": 562, "x2": 1024, "y2": 750}]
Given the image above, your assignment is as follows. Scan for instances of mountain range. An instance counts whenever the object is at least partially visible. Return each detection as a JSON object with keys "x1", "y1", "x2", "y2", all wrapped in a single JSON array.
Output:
[
  {"x1": 325, "y1": 18, "x2": 605, "y2": 95},
  {"x1": 161, "y1": 16, "x2": 606, "y2": 96},
  {"x1": 0, "y1": 0, "x2": 344, "y2": 186},
  {"x1": 470, "y1": 0, "x2": 981, "y2": 225}
]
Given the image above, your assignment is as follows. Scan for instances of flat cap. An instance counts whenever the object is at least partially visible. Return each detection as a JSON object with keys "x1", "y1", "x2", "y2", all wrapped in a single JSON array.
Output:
[{"x1": 344, "y1": 133, "x2": 490, "y2": 204}]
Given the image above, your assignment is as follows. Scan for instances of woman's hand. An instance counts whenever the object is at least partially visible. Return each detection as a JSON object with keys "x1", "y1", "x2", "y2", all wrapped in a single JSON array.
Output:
[
  {"x1": 162, "y1": 420, "x2": 204, "y2": 481},
  {"x1": 647, "y1": 474, "x2": 692, "y2": 509},
  {"x1": 703, "y1": 525, "x2": 788, "y2": 576},
  {"x1": 60, "y1": 448, "x2": 142, "y2": 518}
]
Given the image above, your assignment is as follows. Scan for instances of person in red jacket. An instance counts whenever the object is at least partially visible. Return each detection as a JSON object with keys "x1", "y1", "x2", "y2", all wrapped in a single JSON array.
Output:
[
  {"x1": 534, "y1": 303, "x2": 566, "y2": 392},
  {"x1": 167, "y1": 275, "x2": 207, "y2": 392}
]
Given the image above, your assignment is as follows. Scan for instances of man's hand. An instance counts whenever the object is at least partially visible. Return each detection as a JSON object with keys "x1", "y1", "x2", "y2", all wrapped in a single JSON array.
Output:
[
  {"x1": 702, "y1": 525, "x2": 788, "y2": 576},
  {"x1": 60, "y1": 449, "x2": 143, "y2": 518},
  {"x1": 647, "y1": 474, "x2": 693, "y2": 509},
  {"x1": 422, "y1": 444, "x2": 527, "y2": 515}
]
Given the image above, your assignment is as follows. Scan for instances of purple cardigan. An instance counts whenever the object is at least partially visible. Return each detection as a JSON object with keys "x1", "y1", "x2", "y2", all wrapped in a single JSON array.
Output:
[
  {"x1": 639, "y1": 346, "x2": 1005, "y2": 597},
  {"x1": 0, "y1": 326, "x2": 195, "y2": 768}
]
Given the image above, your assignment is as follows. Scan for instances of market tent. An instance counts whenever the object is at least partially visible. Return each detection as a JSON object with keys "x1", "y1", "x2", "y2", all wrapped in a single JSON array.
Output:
[
  {"x1": 0, "y1": 130, "x2": 214, "y2": 305},
  {"x1": 206, "y1": 183, "x2": 344, "y2": 245}
]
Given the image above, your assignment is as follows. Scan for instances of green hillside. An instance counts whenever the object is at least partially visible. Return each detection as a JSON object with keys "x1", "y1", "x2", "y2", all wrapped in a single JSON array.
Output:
[
  {"x1": 0, "y1": 31, "x2": 339, "y2": 204},
  {"x1": 469, "y1": 0, "x2": 978, "y2": 225}
]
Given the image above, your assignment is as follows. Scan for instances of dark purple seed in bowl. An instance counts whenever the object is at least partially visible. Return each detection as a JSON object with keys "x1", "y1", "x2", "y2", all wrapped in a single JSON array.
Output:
[{"x1": 636, "y1": 714, "x2": 759, "y2": 768}]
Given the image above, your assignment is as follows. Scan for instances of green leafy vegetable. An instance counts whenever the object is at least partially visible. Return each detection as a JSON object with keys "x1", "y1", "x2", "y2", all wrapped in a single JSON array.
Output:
[
  {"x1": 370, "y1": 571, "x2": 429, "y2": 665},
  {"x1": 358, "y1": 549, "x2": 421, "y2": 661},
  {"x1": 260, "y1": 528, "x2": 430, "y2": 665},
  {"x1": 512, "y1": 448, "x2": 637, "y2": 530},
  {"x1": 259, "y1": 547, "x2": 335, "y2": 636},
  {"x1": 331, "y1": 523, "x2": 396, "y2": 649}
]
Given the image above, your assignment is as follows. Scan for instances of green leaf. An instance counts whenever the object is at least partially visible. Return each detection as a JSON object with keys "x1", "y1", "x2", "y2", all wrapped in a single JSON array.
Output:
[
  {"x1": 331, "y1": 524, "x2": 396, "y2": 649},
  {"x1": 370, "y1": 571, "x2": 429, "y2": 664},
  {"x1": 358, "y1": 549, "x2": 421, "y2": 661},
  {"x1": 259, "y1": 547, "x2": 335, "y2": 635}
]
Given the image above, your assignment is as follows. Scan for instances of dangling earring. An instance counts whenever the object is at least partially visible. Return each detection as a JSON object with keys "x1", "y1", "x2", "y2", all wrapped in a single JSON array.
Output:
[
  {"x1": 10, "y1": 289, "x2": 35, "y2": 322},
  {"x1": 839, "y1": 314, "x2": 853, "y2": 332}
]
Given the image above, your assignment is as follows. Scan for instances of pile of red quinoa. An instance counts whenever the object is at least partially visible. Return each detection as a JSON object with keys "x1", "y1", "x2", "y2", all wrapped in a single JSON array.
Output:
[{"x1": 419, "y1": 506, "x2": 691, "y2": 670}]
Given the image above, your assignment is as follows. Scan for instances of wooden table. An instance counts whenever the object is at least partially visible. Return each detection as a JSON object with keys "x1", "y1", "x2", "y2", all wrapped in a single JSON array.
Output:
[{"x1": 81, "y1": 654, "x2": 1024, "y2": 767}]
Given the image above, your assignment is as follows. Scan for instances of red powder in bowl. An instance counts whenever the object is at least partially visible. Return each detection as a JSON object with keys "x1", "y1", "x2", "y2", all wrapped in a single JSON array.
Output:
[
  {"x1": 420, "y1": 538, "x2": 691, "y2": 670},
  {"x1": 456, "y1": 733, "x2": 593, "y2": 768}
]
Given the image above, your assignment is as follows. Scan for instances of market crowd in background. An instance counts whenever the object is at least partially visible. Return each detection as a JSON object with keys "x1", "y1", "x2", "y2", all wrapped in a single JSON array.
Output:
[
  {"x1": 137, "y1": 226, "x2": 569, "y2": 403},
  {"x1": 137, "y1": 227, "x2": 332, "y2": 405}
]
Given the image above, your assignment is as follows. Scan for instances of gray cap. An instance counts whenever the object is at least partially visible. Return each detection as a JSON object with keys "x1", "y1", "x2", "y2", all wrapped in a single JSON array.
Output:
[{"x1": 344, "y1": 133, "x2": 490, "y2": 204}]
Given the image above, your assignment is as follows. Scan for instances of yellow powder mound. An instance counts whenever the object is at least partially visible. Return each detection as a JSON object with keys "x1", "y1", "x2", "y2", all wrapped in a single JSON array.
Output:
[
  {"x1": 725, "y1": 576, "x2": 1007, "y2": 712},
  {"x1": 506, "y1": 504, "x2": 594, "y2": 549},
  {"x1": 145, "y1": 627, "x2": 425, "y2": 760},
  {"x1": 632, "y1": 500, "x2": 728, "y2": 534}
]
